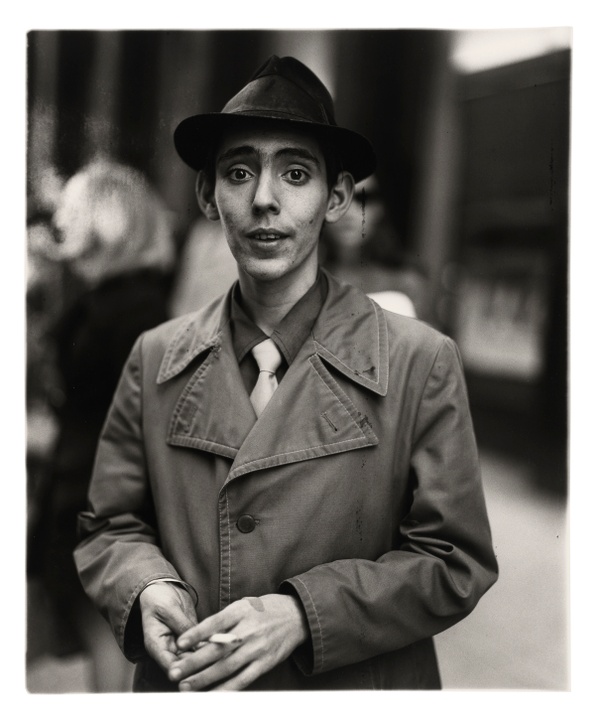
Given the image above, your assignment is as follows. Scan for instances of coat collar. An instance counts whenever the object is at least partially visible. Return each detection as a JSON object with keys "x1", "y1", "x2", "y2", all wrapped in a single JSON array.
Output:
[
  {"x1": 156, "y1": 269, "x2": 389, "y2": 397},
  {"x1": 156, "y1": 293, "x2": 228, "y2": 384}
]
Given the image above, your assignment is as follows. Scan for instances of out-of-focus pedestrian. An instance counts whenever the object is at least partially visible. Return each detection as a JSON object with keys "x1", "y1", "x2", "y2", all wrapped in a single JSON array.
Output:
[
  {"x1": 321, "y1": 175, "x2": 428, "y2": 319},
  {"x1": 169, "y1": 215, "x2": 239, "y2": 317},
  {"x1": 30, "y1": 159, "x2": 175, "y2": 691}
]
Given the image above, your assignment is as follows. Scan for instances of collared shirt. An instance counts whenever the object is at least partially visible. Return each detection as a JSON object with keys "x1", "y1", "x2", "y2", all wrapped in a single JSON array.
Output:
[{"x1": 230, "y1": 271, "x2": 328, "y2": 395}]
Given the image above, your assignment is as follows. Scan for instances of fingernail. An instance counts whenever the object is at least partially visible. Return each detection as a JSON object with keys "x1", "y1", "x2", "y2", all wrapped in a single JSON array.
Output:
[{"x1": 180, "y1": 682, "x2": 192, "y2": 692}]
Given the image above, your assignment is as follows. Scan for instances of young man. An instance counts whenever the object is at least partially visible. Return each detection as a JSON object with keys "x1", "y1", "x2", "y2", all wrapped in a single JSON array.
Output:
[{"x1": 74, "y1": 55, "x2": 498, "y2": 692}]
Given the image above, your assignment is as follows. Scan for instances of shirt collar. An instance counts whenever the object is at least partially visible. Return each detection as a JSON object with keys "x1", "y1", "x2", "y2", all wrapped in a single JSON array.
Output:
[{"x1": 230, "y1": 271, "x2": 327, "y2": 367}]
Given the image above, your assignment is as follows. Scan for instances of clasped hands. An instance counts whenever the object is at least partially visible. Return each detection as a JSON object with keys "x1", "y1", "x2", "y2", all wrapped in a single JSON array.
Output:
[{"x1": 139, "y1": 581, "x2": 309, "y2": 691}]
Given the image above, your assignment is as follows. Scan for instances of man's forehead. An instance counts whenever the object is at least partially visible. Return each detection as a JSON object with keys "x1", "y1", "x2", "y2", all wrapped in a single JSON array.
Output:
[{"x1": 216, "y1": 123, "x2": 324, "y2": 162}]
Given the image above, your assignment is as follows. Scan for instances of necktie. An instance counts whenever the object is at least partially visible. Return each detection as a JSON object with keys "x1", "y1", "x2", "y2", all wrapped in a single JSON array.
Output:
[{"x1": 250, "y1": 338, "x2": 282, "y2": 417}]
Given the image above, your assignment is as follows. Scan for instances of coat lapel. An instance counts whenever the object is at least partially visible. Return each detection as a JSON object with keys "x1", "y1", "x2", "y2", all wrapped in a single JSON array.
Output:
[
  {"x1": 159, "y1": 293, "x2": 257, "y2": 458},
  {"x1": 226, "y1": 334, "x2": 380, "y2": 481},
  {"x1": 227, "y1": 273, "x2": 389, "y2": 481},
  {"x1": 157, "y1": 273, "x2": 389, "y2": 474}
]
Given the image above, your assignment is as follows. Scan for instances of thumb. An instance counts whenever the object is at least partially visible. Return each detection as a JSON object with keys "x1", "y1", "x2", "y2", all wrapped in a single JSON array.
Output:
[
  {"x1": 162, "y1": 584, "x2": 198, "y2": 635},
  {"x1": 141, "y1": 584, "x2": 198, "y2": 672},
  {"x1": 140, "y1": 581, "x2": 197, "y2": 634}
]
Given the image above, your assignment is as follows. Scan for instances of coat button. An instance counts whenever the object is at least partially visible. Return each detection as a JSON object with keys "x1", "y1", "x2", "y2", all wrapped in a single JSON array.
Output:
[{"x1": 236, "y1": 514, "x2": 257, "y2": 533}]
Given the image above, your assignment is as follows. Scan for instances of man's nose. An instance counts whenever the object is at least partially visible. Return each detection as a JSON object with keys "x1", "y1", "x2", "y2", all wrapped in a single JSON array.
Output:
[{"x1": 252, "y1": 172, "x2": 280, "y2": 215}]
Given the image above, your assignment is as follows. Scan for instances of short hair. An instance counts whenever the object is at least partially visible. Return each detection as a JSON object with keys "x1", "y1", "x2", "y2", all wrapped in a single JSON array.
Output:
[{"x1": 53, "y1": 159, "x2": 175, "y2": 282}]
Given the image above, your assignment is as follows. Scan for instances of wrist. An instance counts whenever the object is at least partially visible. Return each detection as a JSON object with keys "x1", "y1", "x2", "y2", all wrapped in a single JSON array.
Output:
[
  {"x1": 140, "y1": 579, "x2": 186, "y2": 611},
  {"x1": 140, "y1": 578, "x2": 198, "y2": 608},
  {"x1": 285, "y1": 593, "x2": 310, "y2": 645}
]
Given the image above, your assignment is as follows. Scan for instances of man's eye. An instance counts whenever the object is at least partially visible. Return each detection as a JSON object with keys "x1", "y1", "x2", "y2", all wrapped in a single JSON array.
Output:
[
  {"x1": 229, "y1": 168, "x2": 251, "y2": 181},
  {"x1": 285, "y1": 169, "x2": 308, "y2": 183}
]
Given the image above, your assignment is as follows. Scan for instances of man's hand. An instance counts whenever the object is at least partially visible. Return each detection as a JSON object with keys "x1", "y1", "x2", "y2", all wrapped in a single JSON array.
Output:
[
  {"x1": 167, "y1": 594, "x2": 309, "y2": 691},
  {"x1": 139, "y1": 582, "x2": 198, "y2": 675}
]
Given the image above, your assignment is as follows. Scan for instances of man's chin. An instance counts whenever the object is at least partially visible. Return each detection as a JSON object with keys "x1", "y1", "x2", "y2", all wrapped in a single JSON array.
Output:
[{"x1": 240, "y1": 258, "x2": 292, "y2": 283}]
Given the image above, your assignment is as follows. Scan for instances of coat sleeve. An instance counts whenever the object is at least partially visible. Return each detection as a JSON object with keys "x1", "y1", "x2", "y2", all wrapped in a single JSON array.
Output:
[
  {"x1": 281, "y1": 336, "x2": 499, "y2": 676},
  {"x1": 73, "y1": 334, "x2": 190, "y2": 660}
]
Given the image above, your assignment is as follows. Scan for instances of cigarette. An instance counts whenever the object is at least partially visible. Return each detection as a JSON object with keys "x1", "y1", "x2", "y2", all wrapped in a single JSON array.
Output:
[
  {"x1": 176, "y1": 632, "x2": 242, "y2": 655},
  {"x1": 208, "y1": 633, "x2": 242, "y2": 645}
]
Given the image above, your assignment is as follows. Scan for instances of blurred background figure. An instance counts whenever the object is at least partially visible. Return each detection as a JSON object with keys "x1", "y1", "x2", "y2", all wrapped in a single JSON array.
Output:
[
  {"x1": 27, "y1": 159, "x2": 176, "y2": 692},
  {"x1": 26, "y1": 167, "x2": 67, "y2": 579},
  {"x1": 169, "y1": 215, "x2": 238, "y2": 317},
  {"x1": 321, "y1": 175, "x2": 427, "y2": 318}
]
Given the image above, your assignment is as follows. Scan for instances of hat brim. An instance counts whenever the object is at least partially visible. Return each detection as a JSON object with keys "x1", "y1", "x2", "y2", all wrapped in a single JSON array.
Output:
[{"x1": 173, "y1": 112, "x2": 377, "y2": 184}]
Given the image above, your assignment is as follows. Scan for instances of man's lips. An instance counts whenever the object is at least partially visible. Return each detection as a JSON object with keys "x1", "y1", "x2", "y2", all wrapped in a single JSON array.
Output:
[{"x1": 246, "y1": 229, "x2": 289, "y2": 241}]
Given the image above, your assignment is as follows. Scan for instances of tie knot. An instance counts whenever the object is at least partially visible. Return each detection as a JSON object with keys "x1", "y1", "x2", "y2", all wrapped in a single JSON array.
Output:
[{"x1": 251, "y1": 338, "x2": 282, "y2": 375}]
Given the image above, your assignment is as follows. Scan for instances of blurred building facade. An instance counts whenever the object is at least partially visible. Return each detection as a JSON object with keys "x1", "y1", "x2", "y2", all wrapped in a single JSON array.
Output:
[{"x1": 451, "y1": 47, "x2": 570, "y2": 496}]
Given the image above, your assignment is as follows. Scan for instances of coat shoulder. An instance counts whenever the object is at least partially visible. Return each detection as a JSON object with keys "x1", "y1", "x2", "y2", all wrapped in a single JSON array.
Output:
[
  {"x1": 141, "y1": 312, "x2": 196, "y2": 349},
  {"x1": 130, "y1": 293, "x2": 228, "y2": 385},
  {"x1": 141, "y1": 294, "x2": 226, "y2": 352},
  {"x1": 380, "y1": 307, "x2": 453, "y2": 359}
]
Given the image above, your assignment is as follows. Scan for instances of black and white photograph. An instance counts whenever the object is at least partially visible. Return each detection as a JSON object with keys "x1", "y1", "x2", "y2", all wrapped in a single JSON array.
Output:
[{"x1": 12, "y1": 6, "x2": 595, "y2": 712}]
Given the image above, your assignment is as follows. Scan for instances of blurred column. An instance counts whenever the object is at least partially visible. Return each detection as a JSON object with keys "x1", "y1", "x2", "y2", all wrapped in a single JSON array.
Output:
[
  {"x1": 152, "y1": 32, "x2": 215, "y2": 228},
  {"x1": 27, "y1": 32, "x2": 61, "y2": 209},
  {"x1": 152, "y1": 31, "x2": 272, "y2": 228},
  {"x1": 82, "y1": 32, "x2": 123, "y2": 161},
  {"x1": 409, "y1": 35, "x2": 462, "y2": 325},
  {"x1": 270, "y1": 31, "x2": 336, "y2": 99}
]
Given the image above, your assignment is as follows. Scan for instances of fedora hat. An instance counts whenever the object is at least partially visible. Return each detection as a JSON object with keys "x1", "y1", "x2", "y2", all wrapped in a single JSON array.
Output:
[{"x1": 173, "y1": 55, "x2": 376, "y2": 183}]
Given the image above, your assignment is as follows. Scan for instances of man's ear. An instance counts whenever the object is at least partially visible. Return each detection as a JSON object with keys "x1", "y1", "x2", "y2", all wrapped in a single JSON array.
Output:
[
  {"x1": 195, "y1": 171, "x2": 220, "y2": 221},
  {"x1": 324, "y1": 171, "x2": 355, "y2": 225}
]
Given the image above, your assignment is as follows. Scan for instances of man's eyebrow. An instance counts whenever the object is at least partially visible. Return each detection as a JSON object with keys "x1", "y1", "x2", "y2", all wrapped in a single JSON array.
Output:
[
  {"x1": 275, "y1": 147, "x2": 321, "y2": 167},
  {"x1": 216, "y1": 145, "x2": 321, "y2": 167},
  {"x1": 216, "y1": 145, "x2": 256, "y2": 164}
]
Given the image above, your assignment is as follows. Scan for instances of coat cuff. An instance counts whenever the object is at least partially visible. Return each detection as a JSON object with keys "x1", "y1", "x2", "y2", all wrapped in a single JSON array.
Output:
[{"x1": 279, "y1": 577, "x2": 323, "y2": 676}]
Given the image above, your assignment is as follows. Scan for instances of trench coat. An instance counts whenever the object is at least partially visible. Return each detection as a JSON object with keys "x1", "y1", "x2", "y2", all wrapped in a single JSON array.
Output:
[{"x1": 74, "y1": 270, "x2": 498, "y2": 691}]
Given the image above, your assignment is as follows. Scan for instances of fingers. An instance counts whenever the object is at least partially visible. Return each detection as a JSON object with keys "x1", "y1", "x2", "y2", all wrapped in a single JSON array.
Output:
[
  {"x1": 143, "y1": 617, "x2": 181, "y2": 672},
  {"x1": 177, "y1": 602, "x2": 242, "y2": 652},
  {"x1": 174, "y1": 644, "x2": 254, "y2": 691},
  {"x1": 139, "y1": 583, "x2": 198, "y2": 672},
  {"x1": 169, "y1": 640, "x2": 240, "y2": 686},
  {"x1": 211, "y1": 662, "x2": 264, "y2": 692},
  {"x1": 168, "y1": 594, "x2": 306, "y2": 690},
  {"x1": 140, "y1": 582, "x2": 197, "y2": 632},
  {"x1": 166, "y1": 601, "x2": 197, "y2": 637}
]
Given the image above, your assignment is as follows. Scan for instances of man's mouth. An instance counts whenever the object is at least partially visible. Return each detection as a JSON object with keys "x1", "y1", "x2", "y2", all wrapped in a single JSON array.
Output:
[{"x1": 247, "y1": 229, "x2": 288, "y2": 241}]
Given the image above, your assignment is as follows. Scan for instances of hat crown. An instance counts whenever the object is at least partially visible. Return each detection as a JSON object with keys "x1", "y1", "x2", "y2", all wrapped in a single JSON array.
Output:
[{"x1": 221, "y1": 55, "x2": 336, "y2": 126}]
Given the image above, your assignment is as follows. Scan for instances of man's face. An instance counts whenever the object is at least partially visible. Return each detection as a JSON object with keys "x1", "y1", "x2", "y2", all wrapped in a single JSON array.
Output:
[{"x1": 210, "y1": 124, "x2": 333, "y2": 285}]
